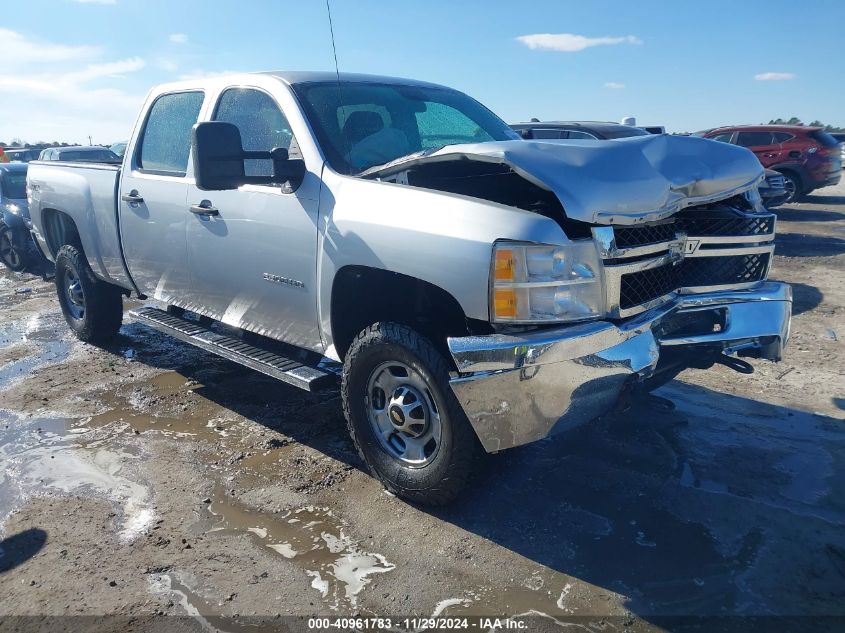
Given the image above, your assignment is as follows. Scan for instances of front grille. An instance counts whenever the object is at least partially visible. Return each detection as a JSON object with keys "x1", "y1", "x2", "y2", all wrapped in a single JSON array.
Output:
[
  {"x1": 676, "y1": 214, "x2": 774, "y2": 237},
  {"x1": 619, "y1": 262, "x2": 680, "y2": 309},
  {"x1": 678, "y1": 254, "x2": 770, "y2": 287},
  {"x1": 613, "y1": 222, "x2": 676, "y2": 248}
]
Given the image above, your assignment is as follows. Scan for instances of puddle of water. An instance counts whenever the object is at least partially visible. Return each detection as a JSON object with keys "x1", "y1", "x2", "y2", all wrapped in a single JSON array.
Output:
[
  {"x1": 203, "y1": 486, "x2": 394, "y2": 610},
  {"x1": 83, "y1": 371, "x2": 236, "y2": 442},
  {"x1": 149, "y1": 572, "x2": 283, "y2": 633},
  {"x1": 0, "y1": 411, "x2": 155, "y2": 541}
]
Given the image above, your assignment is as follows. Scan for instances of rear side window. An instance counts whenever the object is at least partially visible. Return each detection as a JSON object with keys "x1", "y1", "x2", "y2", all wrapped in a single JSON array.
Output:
[
  {"x1": 138, "y1": 91, "x2": 204, "y2": 175},
  {"x1": 736, "y1": 131, "x2": 774, "y2": 147},
  {"x1": 213, "y1": 88, "x2": 301, "y2": 177},
  {"x1": 772, "y1": 132, "x2": 795, "y2": 143}
]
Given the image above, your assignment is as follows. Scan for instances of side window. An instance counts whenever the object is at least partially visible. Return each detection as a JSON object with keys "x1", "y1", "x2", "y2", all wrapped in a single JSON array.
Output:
[
  {"x1": 710, "y1": 132, "x2": 734, "y2": 143},
  {"x1": 530, "y1": 129, "x2": 563, "y2": 139},
  {"x1": 736, "y1": 131, "x2": 774, "y2": 148},
  {"x1": 772, "y1": 132, "x2": 794, "y2": 143},
  {"x1": 138, "y1": 91, "x2": 204, "y2": 175},
  {"x1": 214, "y1": 88, "x2": 300, "y2": 177},
  {"x1": 566, "y1": 130, "x2": 598, "y2": 140}
]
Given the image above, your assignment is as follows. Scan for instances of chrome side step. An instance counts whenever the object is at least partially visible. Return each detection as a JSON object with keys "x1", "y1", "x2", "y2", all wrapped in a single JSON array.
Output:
[{"x1": 127, "y1": 306, "x2": 337, "y2": 392}]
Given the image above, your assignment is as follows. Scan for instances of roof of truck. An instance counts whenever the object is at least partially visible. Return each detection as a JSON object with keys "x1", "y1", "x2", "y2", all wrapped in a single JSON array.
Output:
[{"x1": 259, "y1": 70, "x2": 449, "y2": 89}]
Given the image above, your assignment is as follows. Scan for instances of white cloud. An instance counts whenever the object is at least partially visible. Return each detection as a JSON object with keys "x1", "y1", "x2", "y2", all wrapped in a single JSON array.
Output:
[
  {"x1": 754, "y1": 72, "x2": 796, "y2": 81},
  {"x1": 156, "y1": 58, "x2": 179, "y2": 72},
  {"x1": 604, "y1": 82, "x2": 625, "y2": 89},
  {"x1": 0, "y1": 28, "x2": 100, "y2": 66},
  {"x1": 169, "y1": 33, "x2": 188, "y2": 44},
  {"x1": 0, "y1": 30, "x2": 144, "y2": 144},
  {"x1": 516, "y1": 33, "x2": 642, "y2": 52}
]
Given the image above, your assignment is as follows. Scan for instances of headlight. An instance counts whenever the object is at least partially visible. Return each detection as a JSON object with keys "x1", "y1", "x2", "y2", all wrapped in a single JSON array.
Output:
[{"x1": 491, "y1": 241, "x2": 604, "y2": 323}]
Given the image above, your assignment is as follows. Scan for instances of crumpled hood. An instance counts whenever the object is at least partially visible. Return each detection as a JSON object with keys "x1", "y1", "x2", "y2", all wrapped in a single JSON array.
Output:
[{"x1": 366, "y1": 135, "x2": 764, "y2": 225}]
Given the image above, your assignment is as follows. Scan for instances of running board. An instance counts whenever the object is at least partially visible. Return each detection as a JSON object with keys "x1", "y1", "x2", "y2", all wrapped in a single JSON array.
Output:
[{"x1": 127, "y1": 306, "x2": 337, "y2": 392}]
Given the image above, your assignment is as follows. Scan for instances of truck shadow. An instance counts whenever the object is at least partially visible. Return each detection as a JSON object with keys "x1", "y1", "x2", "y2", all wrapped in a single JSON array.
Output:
[
  {"x1": 775, "y1": 233, "x2": 845, "y2": 257},
  {"x1": 431, "y1": 380, "x2": 845, "y2": 620},
  {"x1": 774, "y1": 206, "x2": 845, "y2": 222}
]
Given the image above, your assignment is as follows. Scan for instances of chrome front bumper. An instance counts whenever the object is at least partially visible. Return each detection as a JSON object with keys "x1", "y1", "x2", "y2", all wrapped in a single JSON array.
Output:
[{"x1": 447, "y1": 282, "x2": 792, "y2": 453}]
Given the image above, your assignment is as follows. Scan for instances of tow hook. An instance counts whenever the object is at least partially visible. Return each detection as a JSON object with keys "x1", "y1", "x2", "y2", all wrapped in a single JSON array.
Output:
[{"x1": 714, "y1": 354, "x2": 755, "y2": 375}]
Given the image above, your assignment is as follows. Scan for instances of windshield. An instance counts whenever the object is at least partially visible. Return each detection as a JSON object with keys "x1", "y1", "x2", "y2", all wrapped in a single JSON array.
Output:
[
  {"x1": 292, "y1": 81, "x2": 520, "y2": 174},
  {"x1": 2, "y1": 172, "x2": 27, "y2": 199}
]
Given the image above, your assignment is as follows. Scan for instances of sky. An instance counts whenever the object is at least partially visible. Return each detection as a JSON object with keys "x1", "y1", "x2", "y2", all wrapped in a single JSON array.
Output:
[{"x1": 1, "y1": 0, "x2": 843, "y2": 144}]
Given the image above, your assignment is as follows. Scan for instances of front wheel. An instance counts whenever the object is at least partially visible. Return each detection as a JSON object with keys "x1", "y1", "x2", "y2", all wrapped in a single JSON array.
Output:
[
  {"x1": 0, "y1": 222, "x2": 26, "y2": 272},
  {"x1": 55, "y1": 244, "x2": 123, "y2": 343},
  {"x1": 342, "y1": 322, "x2": 481, "y2": 505}
]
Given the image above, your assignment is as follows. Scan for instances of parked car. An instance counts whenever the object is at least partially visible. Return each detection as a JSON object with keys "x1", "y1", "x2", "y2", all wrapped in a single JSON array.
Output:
[
  {"x1": 511, "y1": 120, "x2": 650, "y2": 140},
  {"x1": 0, "y1": 163, "x2": 37, "y2": 271},
  {"x1": 110, "y1": 141, "x2": 128, "y2": 158},
  {"x1": 829, "y1": 132, "x2": 845, "y2": 166},
  {"x1": 700, "y1": 125, "x2": 842, "y2": 202},
  {"x1": 759, "y1": 169, "x2": 790, "y2": 208},
  {"x1": 38, "y1": 146, "x2": 120, "y2": 163},
  {"x1": 27, "y1": 72, "x2": 791, "y2": 504},
  {"x1": 5, "y1": 148, "x2": 41, "y2": 163}
]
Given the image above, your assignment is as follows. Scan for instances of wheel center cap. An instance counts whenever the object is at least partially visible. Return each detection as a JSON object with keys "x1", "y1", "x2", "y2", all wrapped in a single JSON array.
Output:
[{"x1": 388, "y1": 405, "x2": 405, "y2": 427}]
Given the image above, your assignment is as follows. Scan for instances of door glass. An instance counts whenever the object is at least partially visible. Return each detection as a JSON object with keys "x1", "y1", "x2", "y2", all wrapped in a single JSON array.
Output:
[
  {"x1": 138, "y1": 91, "x2": 205, "y2": 175},
  {"x1": 567, "y1": 130, "x2": 598, "y2": 140},
  {"x1": 529, "y1": 129, "x2": 563, "y2": 139},
  {"x1": 772, "y1": 132, "x2": 794, "y2": 143},
  {"x1": 214, "y1": 88, "x2": 301, "y2": 177},
  {"x1": 736, "y1": 132, "x2": 774, "y2": 148},
  {"x1": 710, "y1": 132, "x2": 734, "y2": 143}
]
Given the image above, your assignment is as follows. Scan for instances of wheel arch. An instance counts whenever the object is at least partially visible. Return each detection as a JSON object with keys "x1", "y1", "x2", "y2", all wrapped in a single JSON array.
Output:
[{"x1": 328, "y1": 265, "x2": 490, "y2": 363}]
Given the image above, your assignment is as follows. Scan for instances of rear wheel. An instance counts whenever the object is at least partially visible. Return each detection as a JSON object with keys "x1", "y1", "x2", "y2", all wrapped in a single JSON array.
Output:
[
  {"x1": 778, "y1": 171, "x2": 802, "y2": 203},
  {"x1": 0, "y1": 222, "x2": 26, "y2": 272},
  {"x1": 342, "y1": 322, "x2": 481, "y2": 505},
  {"x1": 55, "y1": 244, "x2": 123, "y2": 343}
]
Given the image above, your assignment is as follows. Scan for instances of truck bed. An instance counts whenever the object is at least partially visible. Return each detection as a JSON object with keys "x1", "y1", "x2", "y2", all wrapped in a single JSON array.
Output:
[{"x1": 27, "y1": 160, "x2": 135, "y2": 291}]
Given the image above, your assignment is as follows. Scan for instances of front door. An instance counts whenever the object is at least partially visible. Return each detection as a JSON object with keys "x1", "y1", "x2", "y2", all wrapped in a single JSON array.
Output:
[
  {"x1": 185, "y1": 86, "x2": 322, "y2": 352},
  {"x1": 119, "y1": 90, "x2": 206, "y2": 303}
]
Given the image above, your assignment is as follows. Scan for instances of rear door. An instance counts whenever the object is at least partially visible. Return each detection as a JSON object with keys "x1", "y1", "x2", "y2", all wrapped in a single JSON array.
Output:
[
  {"x1": 184, "y1": 86, "x2": 322, "y2": 352},
  {"x1": 119, "y1": 90, "x2": 206, "y2": 303},
  {"x1": 735, "y1": 131, "x2": 777, "y2": 166}
]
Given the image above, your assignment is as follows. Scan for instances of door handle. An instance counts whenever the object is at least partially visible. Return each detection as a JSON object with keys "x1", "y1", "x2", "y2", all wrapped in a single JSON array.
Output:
[
  {"x1": 189, "y1": 201, "x2": 219, "y2": 216},
  {"x1": 121, "y1": 190, "x2": 144, "y2": 203}
]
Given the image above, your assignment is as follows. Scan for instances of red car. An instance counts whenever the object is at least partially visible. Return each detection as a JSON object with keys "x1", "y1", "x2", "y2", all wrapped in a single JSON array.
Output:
[{"x1": 700, "y1": 125, "x2": 841, "y2": 202}]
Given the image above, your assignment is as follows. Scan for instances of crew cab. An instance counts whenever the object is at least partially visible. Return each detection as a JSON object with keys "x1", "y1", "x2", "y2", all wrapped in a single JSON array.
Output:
[{"x1": 27, "y1": 72, "x2": 792, "y2": 504}]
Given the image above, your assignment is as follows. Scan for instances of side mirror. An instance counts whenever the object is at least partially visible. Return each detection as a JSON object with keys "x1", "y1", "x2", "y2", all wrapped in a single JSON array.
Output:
[
  {"x1": 192, "y1": 122, "x2": 306, "y2": 191},
  {"x1": 192, "y1": 121, "x2": 251, "y2": 191}
]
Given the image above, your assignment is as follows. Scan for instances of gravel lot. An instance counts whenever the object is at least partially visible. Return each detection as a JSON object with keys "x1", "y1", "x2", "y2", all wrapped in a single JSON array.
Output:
[{"x1": 0, "y1": 183, "x2": 843, "y2": 632}]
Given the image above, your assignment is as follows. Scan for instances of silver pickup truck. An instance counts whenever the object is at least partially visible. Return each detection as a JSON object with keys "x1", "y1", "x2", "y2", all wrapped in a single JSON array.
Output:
[{"x1": 27, "y1": 71, "x2": 792, "y2": 504}]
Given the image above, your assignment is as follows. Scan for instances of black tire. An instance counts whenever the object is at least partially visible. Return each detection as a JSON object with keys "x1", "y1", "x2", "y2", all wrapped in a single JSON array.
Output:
[
  {"x1": 55, "y1": 244, "x2": 123, "y2": 343},
  {"x1": 341, "y1": 322, "x2": 481, "y2": 505},
  {"x1": 0, "y1": 222, "x2": 26, "y2": 272},
  {"x1": 778, "y1": 170, "x2": 803, "y2": 203}
]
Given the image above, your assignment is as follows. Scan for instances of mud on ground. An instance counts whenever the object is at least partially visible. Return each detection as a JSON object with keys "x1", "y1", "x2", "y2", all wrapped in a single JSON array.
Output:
[{"x1": 0, "y1": 184, "x2": 843, "y2": 632}]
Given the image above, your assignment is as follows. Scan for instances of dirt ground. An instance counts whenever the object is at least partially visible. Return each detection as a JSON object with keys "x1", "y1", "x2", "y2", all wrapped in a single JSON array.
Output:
[{"x1": 0, "y1": 182, "x2": 843, "y2": 633}]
